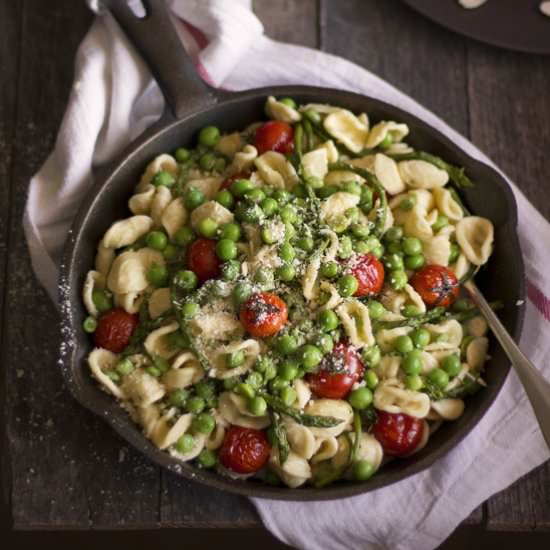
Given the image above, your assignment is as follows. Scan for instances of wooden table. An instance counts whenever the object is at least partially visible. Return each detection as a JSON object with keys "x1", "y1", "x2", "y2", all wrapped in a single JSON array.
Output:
[{"x1": 2, "y1": 0, "x2": 550, "y2": 533}]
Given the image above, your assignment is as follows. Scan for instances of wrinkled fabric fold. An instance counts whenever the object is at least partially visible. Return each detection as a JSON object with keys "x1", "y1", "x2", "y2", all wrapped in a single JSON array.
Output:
[{"x1": 24, "y1": 2, "x2": 550, "y2": 549}]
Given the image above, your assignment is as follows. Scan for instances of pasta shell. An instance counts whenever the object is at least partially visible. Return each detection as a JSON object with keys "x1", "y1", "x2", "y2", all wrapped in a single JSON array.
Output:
[
  {"x1": 301, "y1": 257, "x2": 320, "y2": 302},
  {"x1": 455, "y1": 216, "x2": 494, "y2": 266},
  {"x1": 336, "y1": 299, "x2": 375, "y2": 348},
  {"x1": 190, "y1": 200, "x2": 234, "y2": 231},
  {"x1": 465, "y1": 315, "x2": 488, "y2": 338},
  {"x1": 218, "y1": 392, "x2": 270, "y2": 430},
  {"x1": 398, "y1": 160, "x2": 449, "y2": 189},
  {"x1": 302, "y1": 148, "x2": 328, "y2": 180},
  {"x1": 466, "y1": 337, "x2": 489, "y2": 370},
  {"x1": 150, "y1": 186, "x2": 173, "y2": 227},
  {"x1": 305, "y1": 399, "x2": 353, "y2": 438},
  {"x1": 366, "y1": 121, "x2": 409, "y2": 149},
  {"x1": 88, "y1": 348, "x2": 123, "y2": 399},
  {"x1": 114, "y1": 290, "x2": 145, "y2": 314},
  {"x1": 375, "y1": 326, "x2": 413, "y2": 353},
  {"x1": 144, "y1": 321, "x2": 180, "y2": 359},
  {"x1": 95, "y1": 240, "x2": 115, "y2": 277},
  {"x1": 431, "y1": 398, "x2": 465, "y2": 421},
  {"x1": 209, "y1": 339, "x2": 261, "y2": 379},
  {"x1": 82, "y1": 270, "x2": 106, "y2": 317},
  {"x1": 425, "y1": 319, "x2": 463, "y2": 350},
  {"x1": 403, "y1": 205, "x2": 434, "y2": 241},
  {"x1": 169, "y1": 433, "x2": 207, "y2": 462},
  {"x1": 269, "y1": 449, "x2": 312, "y2": 488},
  {"x1": 283, "y1": 419, "x2": 317, "y2": 460},
  {"x1": 163, "y1": 351, "x2": 204, "y2": 390},
  {"x1": 107, "y1": 248, "x2": 164, "y2": 294},
  {"x1": 148, "y1": 287, "x2": 172, "y2": 319},
  {"x1": 433, "y1": 187, "x2": 464, "y2": 222},
  {"x1": 324, "y1": 109, "x2": 369, "y2": 153},
  {"x1": 254, "y1": 151, "x2": 299, "y2": 189},
  {"x1": 215, "y1": 132, "x2": 243, "y2": 157},
  {"x1": 375, "y1": 355, "x2": 401, "y2": 380},
  {"x1": 451, "y1": 253, "x2": 471, "y2": 280},
  {"x1": 183, "y1": 176, "x2": 223, "y2": 200},
  {"x1": 102, "y1": 215, "x2": 153, "y2": 249},
  {"x1": 293, "y1": 379, "x2": 312, "y2": 410},
  {"x1": 121, "y1": 368, "x2": 165, "y2": 407},
  {"x1": 319, "y1": 281, "x2": 343, "y2": 311},
  {"x1": 315, "y1": 140, "x2": 339, "y2": 163},
  {"x1": 151, "y1": 409, "x2": 193, "y2": 449},
  {"x1": 136, "y1": 154, "x2": 178, "y2": 193},
  {"x1": 161, "y1": 197, "x2": 187, "y2": 238},
  {"x1": 320, "y1": 192, "x2": 360, "y2": 225},
  {"x1": 229, "y1": 145, "x2": 258, "y2": 175},
  {"x1": 423, "y1": 235, "x2": 451, "y2": 267},
  {"x1": 311, "y1": 436, "x2": 339, "y2": 464},
  {"x1": 374, "y1": 383, "x2": 431, "y2": 418},
  {"x1": 352, "y1": 433, "x2": 383, "y2": 471},
  {"x1": 266, "y1": 95, "x2": 301, "y2": 123},
  {"x1": 324, "y1": 170, "x2": 364, "y2": 186},
  {"x1": 129, "y1": 185, "x2": 155, "y2": 215},
  {"x1": 373, "y1": 153, "x2": 406, "y2": 195}
]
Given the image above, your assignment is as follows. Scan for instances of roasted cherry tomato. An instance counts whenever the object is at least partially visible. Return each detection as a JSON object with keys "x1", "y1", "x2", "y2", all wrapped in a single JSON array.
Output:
[
  {"x1": 187, "y1": 237, "x2": 221, "y2": 284},
  {"x1": 219, "y1": 171, "x2": 251, "y2": 191},
  {"x1": 219, "y1": 426, "x2": 271, "y2": 474},
  {"x1": 410, "y1": 264, "x2": 459, "y2": 308},
  {"x1": 306, "y1": 341, "x2": 365, "y2": 399},
  {"x1": 254, "y1": 121, "x2": 294, "y2": 154},
  {"x1": 372, "y1": 411, "x2": 425, "y2": 457},
  {"x1": 94, "y1": 308, "x2": 139, "y2": 353},
  {"x1": 239, "y1": 292, "x2": 288, "y2": 338},
  {"x1": 346, "y1": 253, "x2": 385, "y2": 297}
]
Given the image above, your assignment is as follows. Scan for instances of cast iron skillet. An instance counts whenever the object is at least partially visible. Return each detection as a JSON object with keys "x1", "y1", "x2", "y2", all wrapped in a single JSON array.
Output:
[{"x1": 59, "y1": 0, "x2": 525, "y2": 501}]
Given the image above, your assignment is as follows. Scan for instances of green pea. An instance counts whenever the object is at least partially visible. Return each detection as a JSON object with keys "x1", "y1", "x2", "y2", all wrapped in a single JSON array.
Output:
[
  {"x1": 218, "y1": 223, "x2": 240, "y2": 242},
  {"x1": 260, "y1": 197, "x2": 278, "y2": 217},
  {"x1": 198, "y1": 217, "x2": 218, "y2": 238},
  {"x1": 338, "y1": 274, "x2": 359, "y2": 297},
  {"x1": 146, "y1": 230, "x2": 168, "y2": 251},
  {"x1": 402, "y1": 237, "x2": 422, "y2": 256},
  {"x1": 246, "y1": 371, "x2": 264, "y2": 389},
  {"x1": 384, "y1": 226, "x2": 403, "y2": 243},
  {"x1": 116, "y1": 358, "x2": 134, "y2": 376},
  {"x1": 255, "y1": 356, "x2": 274, "y2": 374},
  {"x1": 181, "y1": 302, "x2": 199, "y2": 320},
  {"x1": 152, "y1": 170, "x2": 175, "y2": 188},
  {"x1": 279, "y1": 97, "x2": 297, "y2": 109},
  {"x1": 394, "y1": 335, "x2": 414, "y2": 354},
  {"x1": 198, "y1": 126, "x2": 220, "y2": 147},
  {"x1": 174, "y1": 270, "x2": 198, "y2": 292},
  {"x1": 351, "y1": 223, "x2": 370, "y2": 239},
  {"x1": 340, "y1": 181, "x2": 360, "y2": 196},
  {"x1": 153, "y1": 356, "x2": 170, "y2": 374},
  {"x1": 405, "y1": 374, "x2": 424, "y2": 391},
  {"x1": 92, "y1": 289, "x2": 112, "y2": 313},
  {"x1": 378, "y1": 133, "x2": 393, "y2": 149},
  {"x1": 197, "y1": 449, "x2": 217, "y2": 468},
  {"x1": 402, "y1": 350, "x2": 423, "y2": 375},
  {"x1": 318, "y1": 309, "x2": 339, "y2": 331},
  {"x1": 269, "y1": 377, "x2": 289, "y2": 393},
  {"x1": 273, "y1": 189, "x2": 292, "y2": 204},
  {"x1": 236, "y1": 382, "x2": 255, "y2": 399},
  {"x1": 222, "y1": 259, "x2": 240, "y2": 281},
  {"x1": 297, "y1": 236, "x2": 314, "y2": 251},
  {"x1": 146, "y1": 366, "x2": 161, "y2": 378},
  {"x1": 399, "y1": 195, "x2": 417, "y2": 211},
  {"x1": 317, "y1": 184, "x2": 339, "y2": 199},
  {"x1": 371, "y1": 244, "x2": 384, "y2": 258},
  {"x1": 169, "y1": 388, "x2": 189, "y2": 407},
  {"x1": 304, "y1": 108, "x2": 321, "y2": 125},
  {"x1": 175, "y1": 147, "x2": 191, "y2": 163},
  {"x1": 384, "y1": 253, "x2": 404, "y2": 271},
  {"x1": 354, "y1": 240, "x2": 370, "y2": 254},
  {"x1": 364, "y1": 370, "x2": 379, "y2": 389},
  {"x1": 284, "y1": 222, "x2": 296, "y2": 241},
  {"x1": 442, "y1": 354, "x2": 461, "y2": 377},
  {"x1": 215, "y1": 189, "x2": 235, "y2": 209},
  {"x1": 223, "y1": 377, "x2": 239, "y2": 391},
  {"x1": 199, "y1": 153, "x2": 216, "y2": 171},
  {"x1": 427, "y1": 368, "x2": 449, "y2": 389},
  {"x1": 277, "y1": 334, "x2": 298, "y2": 355},
  {"x1": 348, "y1": 387, "x2": 373, "y2": 409},
  {"x1": 386, "y1": 242, "x2": 402, "y2": 255},
  {"x1": 279, "y1": 360, "x2": 299, "y2": 381},
  {"x1": 192, "y1": 413, "x2": 216, "y2": 435},
  {"x1": 316, "y1": 334, "x2": 334, "y2": 355},
  {"x1": 227, "y1": 350, "x2": 245, "y2": 369},
  {"x1": 352, "y1": 460, "x2": 375, "y2": 481},
  {"x1": 402, "y1": 305, "x2": 422, "y2": 318},
  {"x1": 279, "y1": 242, "x2": 296, "y2": 262},
  {"x1": 304, "y1": 176, "x2": 324, "y2": 190},
  {"x1": 231, "y1": 178, "x2": 254, "y2": 197},
  {"x1": 367, "y1": 300, "x2": 385, "y2": 320},
  {"x1": 214, "y1": 158, "x2": 226, "y2": 173},
  {"x1": 163, "y1": 243, "x2": 178, "y2": 260},
  {"x1": 280, "y1": 204, "x2": 298, "y2": 224},
  {"x1": 389, "y1": 269, "x2": 408, "y2": 290},
  {"x1": 184, "y1": 187, "x2": 206, "y2": 210},
  {"x1": 448, "y1": 243, "x2": 460, "y2": 264},
  {"x1": 359, "y1": 187, "x2": 373, "y2": 210},
  {"x1": 215, "y1": 239, "x2": 238, "y2": 261},
  {"x1": 276, "y1": 264, "x2": 296, "y2": 282},
  {"x1": 173, "y1": 226, "x2": 194, "y2": 247},
  {"x1": 265, "y1": 470, "x2": 282, "y2": 486},
  {"x1": 235, "y1": 203, "x2": 263, "y2": 223},
  {"x1": 244, "y1": 187, "x2": 265, "y2": 204},
  {"x1": 362, "y1": 345, "x2": 381, "y2": 367},
  {"x1": 147, "y1": 263, "x2": 168, "y2": 287},
  {"x1": 320, "y1": 261, "x2": 339, "y2": 279},
  {"x1": 339, "y1": 236, "x2": 353, "y2": 259},
  {"x1": 345, "y1": 207, "x2": 360, "y2": 224},
  {"x1": 233, "y1": 282, "x2": 252, "y2": 306},
  {"x1": 175, "y1": 433, "x2": 195, "y2": 454},
  {"x1": 432, "y1": 214, "x2": 449, "y2": 232},
  {"x1": 404, "y1": 254, "x2": 425, "y2": 271},
  {"x1": 195, "y1": 380, "x2": 215, "y2": 400},
  {"x1": 412, "y1": 328, "x2": 431, "y2": 349},
  {"x1": 280, "y1": 386, "x2": 297, "y2": 406},
  {"x1": 167, "y1": 331, "x2": 190, "y2": 349},
  {"x1": 300, "y1": 345, "x2": 323, "y2": 370},
  {"x1": 452, "y1": 298, "x2": 473, "y2": 312},
  {"x1": 245, "y1": 395, "x2": 266, "y2": 416},
  {"x1": 83, "y1": 315, "x2": 98, "y2": 333},
  {"x1": 186, "y1": 396, "x2": 206, "y2": 414},
  {"x1": 261, "y1": 228, "x2": 276, "y2": 244}
]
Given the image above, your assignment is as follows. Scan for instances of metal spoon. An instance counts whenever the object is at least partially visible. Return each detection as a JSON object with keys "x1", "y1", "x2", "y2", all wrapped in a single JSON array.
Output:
[{"x1": 464, "y1": 279, "x2": 550, "y2": 449}]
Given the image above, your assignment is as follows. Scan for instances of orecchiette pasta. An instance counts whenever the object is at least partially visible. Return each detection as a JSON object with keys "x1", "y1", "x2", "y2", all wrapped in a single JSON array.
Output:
[
  {"x1": 366, "y1": 121, "x2": 409, "y2": 149},
  {"x1": 107, "y1": 248, "x2": 164, "y2": 294},
  {"x1": 336, "y1": 299, "x2": 374, "y2": 348},
  {"x1": 102, "y1": 215, "x2": 153, "y2": 249},
  {"x1": 455, "y1": 216, "x2": 494, "y2": 265},
  {"x1": 398, "y1": 160, "x2": 449, "y2": 189},
  {"x1": 324, "y1": 109, "x2": 369, "y2": 153},
  {"x1": 266, "y1": 95, "x2": 301, "y2": 123},
  {"x1": 374, "y1": 383, "x2": 431, "y2": 418},
  {"x1": 254, "y1": 151, "x2": 299, "y2": 189}
]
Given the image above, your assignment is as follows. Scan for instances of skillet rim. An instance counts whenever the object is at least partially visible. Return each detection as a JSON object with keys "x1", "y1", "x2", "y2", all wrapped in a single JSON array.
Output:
[{"x1": 59, "y1": 84, "x2": 526, "y2": 501}]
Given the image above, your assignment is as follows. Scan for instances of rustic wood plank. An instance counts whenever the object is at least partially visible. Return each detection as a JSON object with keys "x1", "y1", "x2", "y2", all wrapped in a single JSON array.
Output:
[
  {"x1": 254, "y1": 0, "x2": 319, "y2": 48},
  {"x1": 467, "y1": 42, "x2": 550, "y2": 530},
  {"x1": 0, "y1": 0, "x2": 23, "y2": 528},
  {"x1": 6, "y1": 0, "x2": 161, "y2": 529}
]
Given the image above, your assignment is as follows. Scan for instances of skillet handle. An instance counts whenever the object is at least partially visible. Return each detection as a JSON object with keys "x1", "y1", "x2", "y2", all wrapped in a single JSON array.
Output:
[{"x1": 101, "y1": 0, "x2": 219, "y2": 118}]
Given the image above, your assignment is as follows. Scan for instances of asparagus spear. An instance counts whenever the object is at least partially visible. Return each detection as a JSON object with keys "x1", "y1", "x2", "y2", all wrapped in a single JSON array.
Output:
[
  {"x1": 262, "y1": 394, "x2": 343, "y2": 428},
  {"x1": 270, "y1": 411, "x2": 290, "y2": 465}
]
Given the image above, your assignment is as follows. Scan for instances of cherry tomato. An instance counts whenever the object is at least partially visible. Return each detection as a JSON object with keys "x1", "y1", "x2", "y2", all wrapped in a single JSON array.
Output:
[
  {"x1": 372, "y1": 411, "x2": 425, "y2": 457},
  {"x1": 219, "y1": 426, "x2": 271, "y2": 474},
  {"x1": 219, "y1": 171, "x2": 251, "y2": 191},
  {"x1": 410, "y1": 264, "x2": 459, "y2": 308},
  {"x1": 187, "y1": 238, "x2": 221, "y2": 284},
  {"x1": 346, "y1": 253, "x2": 385, "y2": 297},
  {"x1": 306, "y1": 342, "x2": 365, "y2": 399},
  {"x1": 94, "y1": 308, "x2": 139, "y2": 353},
  {"x1": 254, "y1": 121, "x2": 294, "y2": 154},
  {"x1": 239, "y1": 292, "x2": 288, "y2": 338}
]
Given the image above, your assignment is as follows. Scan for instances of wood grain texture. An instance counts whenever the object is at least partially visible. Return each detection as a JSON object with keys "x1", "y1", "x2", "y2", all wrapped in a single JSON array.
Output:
[{"x1": 467, "y1": 43, "x2": 550, "y2": 530}]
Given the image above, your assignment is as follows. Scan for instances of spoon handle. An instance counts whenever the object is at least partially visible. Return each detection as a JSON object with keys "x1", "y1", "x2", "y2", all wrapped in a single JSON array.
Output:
[{"x1": 464, "y1": 280, "x2": 550, "y2": 449}]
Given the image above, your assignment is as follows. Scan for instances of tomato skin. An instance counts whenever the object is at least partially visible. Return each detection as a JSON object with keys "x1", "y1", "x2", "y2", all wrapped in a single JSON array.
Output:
[
  {"x1": 306, "y1": 342, "x2": 365, "y2": 399},
  {"x1": 239, "y1": 292, "x2": 288, "y2": 338},
  {"x1": 372, "y1": 411, "x2": 425, "y2": 457},
  {"x1": 219, "y1": 171, "x2": 250, "y2": 191},
  {"x1": 410, "y1": 264, "x2": 459, "y2": 308},
  {"x1": 219, "y1": 426, "x2": 271, "y2": 474},
  {"x1": 94, "y1": 308, "x2": 139, "y2": 353},
  {"x1": 187, "y1": 238, "x2": 221, "y2": 284},
  {"x1": 254, "y1": 121, "x2": 294, "y2": 154},
  {"x1": 348, "y1": 253, "x2": 385, "y2": 297}
]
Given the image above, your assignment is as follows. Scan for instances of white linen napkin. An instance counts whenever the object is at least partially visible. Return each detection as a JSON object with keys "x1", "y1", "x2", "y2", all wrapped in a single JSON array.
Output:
[{"x1": 24, "y1": 1, "x2": 550, "y2": 549}]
